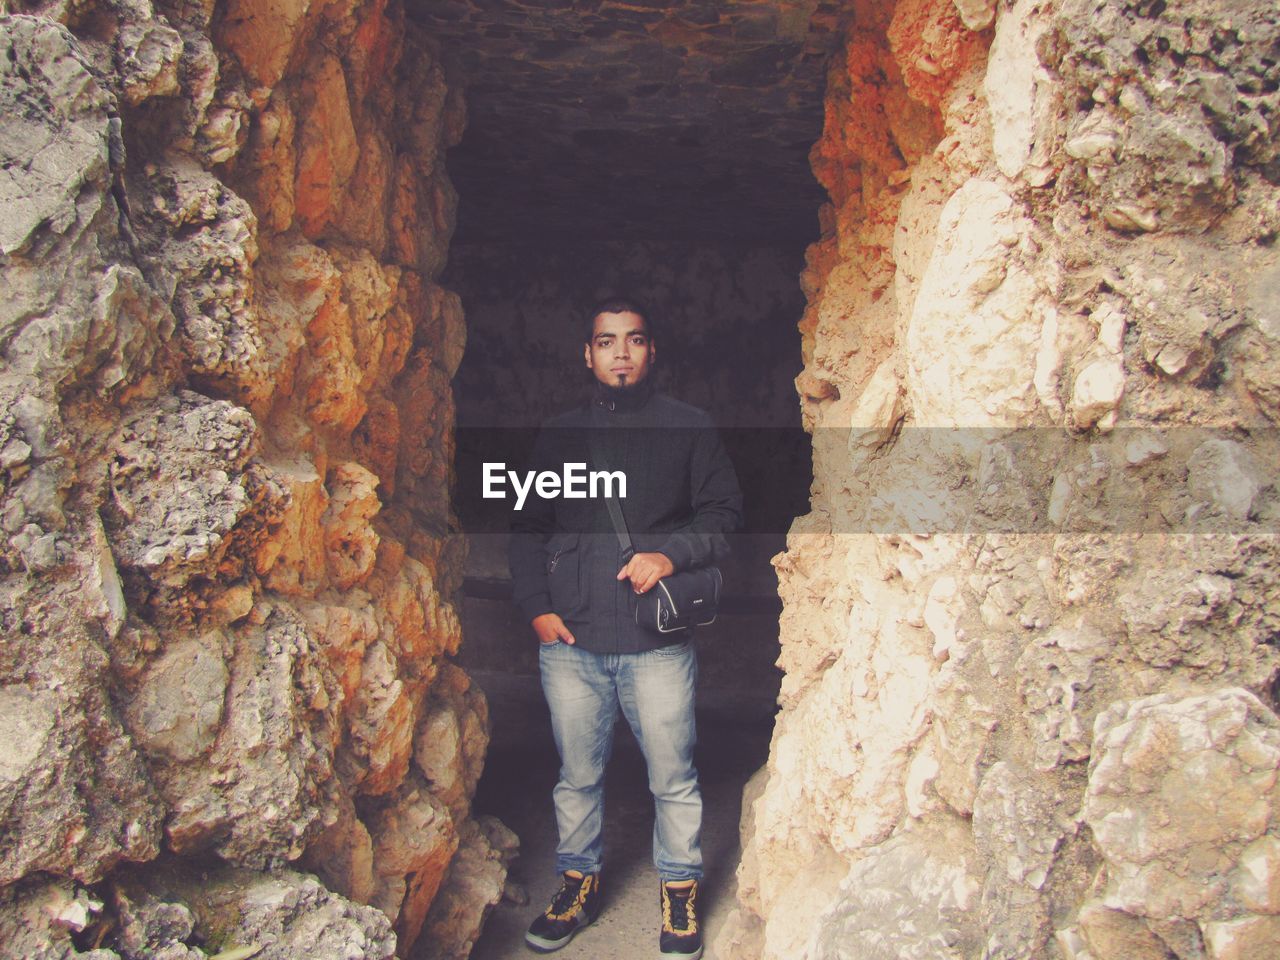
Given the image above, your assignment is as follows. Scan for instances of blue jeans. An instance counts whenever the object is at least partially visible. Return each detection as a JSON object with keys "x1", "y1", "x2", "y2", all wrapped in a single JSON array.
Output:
[{"x1": 538, "y1": 639, "x2": 702, "y2": 882}]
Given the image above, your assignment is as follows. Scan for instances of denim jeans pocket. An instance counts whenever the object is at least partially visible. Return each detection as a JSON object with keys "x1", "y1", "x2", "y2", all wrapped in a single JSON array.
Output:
[{"x1": 651, "y1": 639, "x2": 691, "y2": 657}]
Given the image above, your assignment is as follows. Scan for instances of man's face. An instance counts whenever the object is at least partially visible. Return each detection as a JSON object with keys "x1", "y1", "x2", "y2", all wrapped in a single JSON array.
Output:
[{"x1": 584, "y1": 311, "x2": 655, "y2": 390}]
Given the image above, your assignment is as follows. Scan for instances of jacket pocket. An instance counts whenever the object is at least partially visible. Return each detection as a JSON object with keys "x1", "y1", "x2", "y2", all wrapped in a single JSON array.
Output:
[{"x1": 545, "y1": 533, "x2": 587, "y2": 618}]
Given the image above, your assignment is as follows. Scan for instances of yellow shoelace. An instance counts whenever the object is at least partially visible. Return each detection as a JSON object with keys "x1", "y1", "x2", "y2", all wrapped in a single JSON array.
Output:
[
  {"x1": 662, "y1": 883, "x2": 698, "y2": 934},
  {"x1": 546, "y1": 874, "x2": 595, "y2": 922}
]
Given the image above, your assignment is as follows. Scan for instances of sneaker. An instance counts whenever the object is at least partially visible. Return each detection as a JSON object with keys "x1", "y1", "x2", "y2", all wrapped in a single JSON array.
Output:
[
  {"x1": 659, "y1": 879, "x2": 703, "y2": 959},
  {"x1": 525, "y1": 870, "x2": 601, "y2": 952}
]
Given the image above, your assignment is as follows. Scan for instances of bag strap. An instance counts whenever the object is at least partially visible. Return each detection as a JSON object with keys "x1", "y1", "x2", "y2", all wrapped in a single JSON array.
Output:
[
  {"x1": 602, "y1": 487, "x2": 635, "y2": 563},
  {"x1": 587, "y1": 424, "x2": 635, "y2": 562}
]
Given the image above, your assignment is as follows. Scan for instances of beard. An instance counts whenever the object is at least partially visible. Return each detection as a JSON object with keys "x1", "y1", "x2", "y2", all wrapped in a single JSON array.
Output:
[{"x1": 598, "y1": 374, "x2": 650, "y2": 402}]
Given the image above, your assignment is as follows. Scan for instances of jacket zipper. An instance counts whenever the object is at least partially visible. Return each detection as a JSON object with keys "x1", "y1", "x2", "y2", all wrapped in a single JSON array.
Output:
[{"x1": 548, "y1": 548, "x2": 563, "y2": 573}]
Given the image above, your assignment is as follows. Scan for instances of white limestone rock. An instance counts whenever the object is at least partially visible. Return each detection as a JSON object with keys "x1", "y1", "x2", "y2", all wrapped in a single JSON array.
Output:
[
  {"x1": 148, "y1": 608, "x2": 341, "y2": 869},
  {"x1": 1016, "y1": 620, "x2": 1111, "y2": 770},
  {"x1": 953, "y1": 0, "x2": 996, "y2": 31},
  {"x1": 125, "y1": 635, "x2": 229, "y2": 763},
  {"x1": 1084, "y1": 689, "x2": 1280, "y2": 921},
  {"x1": 1070, "y1": 356, "x2": 1125, "y2": 430},
  {"x1": 0, "y1": 879, "x2": 118, "y2": 960},
  {"x1": 0, "y1": 17, "x2": 111, "y2": 258},
  {"x1": 973, "y1": 763, "x2": 1074, "y2": 957},
  {"x1": 986, "y1": 0, "x2": 1055, "y2": 180},
  {"x1": 1186, "y1": 438, "x2": 1262, "y2": 524},
  {"x1": 180, "y1": 868, "x2": 396, "y2": 960},
  {"x1": 812, "y1": 820, "x2": 983, "y2": 960},
  {"x1": 0, "y1": 608, "x2": 162, "y2": 887},
  {"x1": 905, "y1": 180, "x2": 1041, "y2": 427},
  {"x1": 105, "y1": 391, "x2": 287, "y2": 594}
]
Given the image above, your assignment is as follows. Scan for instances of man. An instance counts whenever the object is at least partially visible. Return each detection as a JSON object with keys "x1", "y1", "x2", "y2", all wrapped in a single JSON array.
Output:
[{"x1": 508, "y1": 297, "x2": 743, "y2": 959}]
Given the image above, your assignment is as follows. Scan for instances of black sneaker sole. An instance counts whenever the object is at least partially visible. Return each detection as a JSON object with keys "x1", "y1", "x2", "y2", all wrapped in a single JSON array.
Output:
[
  {"x1": 525, "y1": 917, "x2": 594, "y2": 953},
  {"x1": 659, "y1": 945, "x2": 703, "y2": 960}
]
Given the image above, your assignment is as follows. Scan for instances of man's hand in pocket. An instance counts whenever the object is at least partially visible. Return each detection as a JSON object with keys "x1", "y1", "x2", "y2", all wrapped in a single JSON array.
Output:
[{"x1": 533, "y1": 613, "x2": 576, "y2": 645}]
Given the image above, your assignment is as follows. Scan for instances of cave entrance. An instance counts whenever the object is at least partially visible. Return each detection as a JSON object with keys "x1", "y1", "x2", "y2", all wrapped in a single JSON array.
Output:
[{"x1": 408, "y1": 0, "x2": 842, "y2": 953}]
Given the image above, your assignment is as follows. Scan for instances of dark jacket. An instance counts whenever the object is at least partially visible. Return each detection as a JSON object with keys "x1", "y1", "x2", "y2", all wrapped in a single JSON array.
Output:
[{"x1": 508, "y1": 386, "x2": 743, "y2": 653}]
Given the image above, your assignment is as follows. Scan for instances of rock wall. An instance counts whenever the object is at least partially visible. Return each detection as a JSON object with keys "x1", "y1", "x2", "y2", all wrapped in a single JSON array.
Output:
[
  {"x1": 0, "y1": 0, "x2": 507, "y2": 957},
  {"x1": 723, "y1": 0, "x2": 1280, "y2": 958}
]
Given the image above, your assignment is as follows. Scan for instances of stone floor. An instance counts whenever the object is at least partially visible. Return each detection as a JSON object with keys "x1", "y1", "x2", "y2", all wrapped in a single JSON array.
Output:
[{"x1": 464, "y1": 670, "x2": 775, "y2": 960}]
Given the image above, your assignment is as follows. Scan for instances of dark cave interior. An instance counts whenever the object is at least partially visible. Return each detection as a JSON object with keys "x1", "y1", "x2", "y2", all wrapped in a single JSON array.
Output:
[{"x1": 417, "y1": 0, "x2": 838, "y2": 689}]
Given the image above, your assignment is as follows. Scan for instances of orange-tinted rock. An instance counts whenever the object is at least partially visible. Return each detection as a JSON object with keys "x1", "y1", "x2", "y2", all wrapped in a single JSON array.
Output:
[
  {"x1": 298, "y1": 598, "x2": 378, "y2": 708},
  {"x1": 388, "y1": 156, "x2": 421, "y2": 268},
  {"x1": 335, "y1": 118, "x2": 393, "y2": 252},
  {"x1": 353, "y1": 396, "x2": 401, "y2": 496},
  {"x1": 2, "y1": 0, "x2": 491, "y2": 955},
  {"x1": 236, "y1": 94, "x2": 297, "y2": 236},
  {"x1": 367, "y1": 542, "x2": 460, "y2": 669},
  {"x1": 381, "y1": 273, "x2": 419, "y2": 385},
  {"x1": 343, "y1": 0, "x2": 399, "y2": 106},
  {"x1": 394, "y1": 350, "x2": 454, "y2": 530},
  {"x1": 367, "y1": 776, "x2": 459, "y2": 953},
  {"x1": 423, "y1": 283, "x2": 467, "y2": 380},
  {"x1": 217, "y1": 0, "x2": 315, "y2": 91},
  {"x1": 887, "y1": 0, "x2": 989, "y2": 110},
  {"x1": 349, "y1": 640, "x2": 416, "y2": 796},
  {"x1": 294, "y1": 54, "x2": 360, "y2": 238},
  {"x1": 302, "y1": 796, "x2": 376, "y2": 905},
  {"x1": 414, "y1": 664, "x2": 490, "y2": 819},
  {"x1": 301, "y1": 277, "x2": 367, "y2": 433},
  {"x1": 418, "y1": 817, "x2": 519, "y2": 960},
  {"x1": 258, "y1": 457, "x2": 328, "y2": 594},
  {"x1": 330, "y1": 246, "x2": 399, "y2": 394},
  {"x1": 323, "y1": 462, "x2": 381, "y2": 589}
]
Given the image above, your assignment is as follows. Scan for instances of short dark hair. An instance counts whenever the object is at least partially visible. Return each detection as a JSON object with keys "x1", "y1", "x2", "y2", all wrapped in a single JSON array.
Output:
[{"x1": 585, "y1": 296, "x2": 654, "y2": 344}]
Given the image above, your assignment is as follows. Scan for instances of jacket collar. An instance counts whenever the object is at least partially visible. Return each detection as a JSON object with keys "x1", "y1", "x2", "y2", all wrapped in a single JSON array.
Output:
[{"x1": 591, "y1": 379, "x2": 654, "y2": 414}]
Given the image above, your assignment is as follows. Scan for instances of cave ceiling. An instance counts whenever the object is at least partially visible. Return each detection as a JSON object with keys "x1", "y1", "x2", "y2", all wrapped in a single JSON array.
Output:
[{"x1": 406, "y1": 0, "x2": 847, "y2": 244}]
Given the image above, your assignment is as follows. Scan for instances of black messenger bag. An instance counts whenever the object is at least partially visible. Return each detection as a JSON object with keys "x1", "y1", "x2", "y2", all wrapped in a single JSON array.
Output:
[
  {"x1": 635, "y1": 564, "x2": 723, "y2": 633},
  {"x1": 590, "y1": 435, "x2": 722, "y2": 634},
  {"x1": 602, "y1": 489, "x2": 723, "y2": 633}
]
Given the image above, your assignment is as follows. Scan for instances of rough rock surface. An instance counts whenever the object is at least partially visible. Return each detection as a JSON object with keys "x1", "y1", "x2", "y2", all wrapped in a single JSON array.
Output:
[
  {"x1": 0, "y1": 0, "x2": 498, "y2": 956},
  {"x1": 418, "y1": 815, "x2": 521, "y2": 960},
  {"x1": 0, "y1": 867, "x2": 396, "y2": 960},
  {"x1": 722, "y1": 0, "x2": 1280, "y2": 957},
  {"x1": 1082, "y1": 691, "x2": 1280, "y2": 922},
  {"x1": 171, "y1": 866, "x2": 398, "y2": 960},
  {"x1": 408, "y1": 0, "x2": 848, "y2": 240},
  {"x1": 0, "y1": 879, "x2": 116, "y2": 960}
]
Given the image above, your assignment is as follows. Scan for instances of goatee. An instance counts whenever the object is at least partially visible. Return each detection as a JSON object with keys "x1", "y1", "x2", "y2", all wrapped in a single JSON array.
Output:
[{"x1": 598, "y1": 378, "x2": 649, "y2": 403}]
